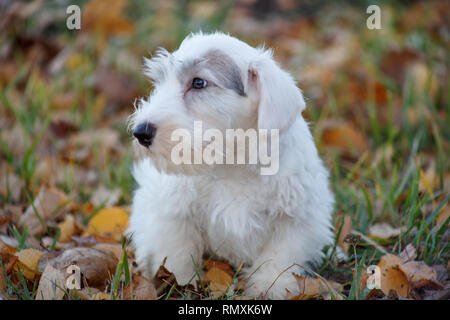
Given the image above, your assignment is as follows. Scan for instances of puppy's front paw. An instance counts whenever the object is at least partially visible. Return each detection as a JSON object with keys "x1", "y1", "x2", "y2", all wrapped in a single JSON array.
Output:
[{"x1": 243, "y1": 266, "x2": 298, "y2": 299}]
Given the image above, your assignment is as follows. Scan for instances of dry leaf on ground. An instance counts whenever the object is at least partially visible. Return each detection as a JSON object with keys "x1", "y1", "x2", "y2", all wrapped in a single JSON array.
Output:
[
  {"x1": 18, "y1": 187, "x2": 68, "y2": 236},
  {"x1": 293, "y1": 273, "x2": 343, "y2": 299},
  {"x1": 14, "y1": 248, "x2": 44, "y2": 280},
  {"x1": 203, "y1": 266, "x2": 233, "y2": 297},
  {"x1": 40, "y1": 247, "x2": 118, "y2": 289},
  {"x1": 125, "y1": 274, "x2": 157, "y2": 300},
  {"x1": 321, "y1": 121, "x2": 369, "y2": 154},
  {"x1": 57, "y1": 214, "x2": 78, "y2": 242},
  {"x1": 399, "y1": 261, "x2": 443, "y2": 289},
  {"x1": 90, "y1": 186, "x2": 122, "y2": 208},
  {"x1": 369, "y1": 223, "x2": 405, "y2": 239},
  {"x1": 336, "y1": 215, "x2": 352, "y2": 254},
  {"x1": 86, "y1": 206, "x2": 129, "y2": 241},
  {"x1": 35, "y1": 263, "x2": 66, "y2": 300},
  {"x1": 400, "y1": 244, "x2": 417, "y2": 263},
  {"x1": 83, "y1": 0, "x2": 134, "y2": 36},
  {"x1": 377, "y1": 254, "x2": 409, "y2": 297}
]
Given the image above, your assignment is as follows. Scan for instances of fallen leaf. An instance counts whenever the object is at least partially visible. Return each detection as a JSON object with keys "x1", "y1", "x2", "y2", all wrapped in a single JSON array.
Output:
[
  {"x1": 0, "y1": 166, "x2": 22, "y2": 202},
  {"x1": 154, "y1": 263, "x2": 178, "y2": 297},
  {"x1": 50, "y1": 92, "x2": 77, "y2": 110},
  {"x1": 35, "y1": 263, "x2": 66, "y2": 300},
  {"x1": 58, "y1": 215, "x2": 78, "y2": 242},
  {"x1": 0, "y1": 238, "x2": 18, "y2": 292},
  {"x1": 436, "y1": 202, "x2": 449, "y2": 227},
  {"x1": 369, "y1": 223, "x2": 405, "y2": 239},
  {"x1": 93, "y1": 68, "x2": 140, "y2": 109},
  {"x1": 19, "y1": 186, "x2": 68, "y2": 236},
  {"x1": 293, "y1": 273, "x2": 343, "y2": 298},
  {"x1": 125, "y1": 275, "x2": 157, "y2": 300},
  {"x1": 204, "y1": 260, "x2": 234, "y2": 277},
  {"x1": 322, "y1": 121, "x2": 369, "y2": 154},
  {"x1": 90, "y1": 186, "x2": 122, "y2": 208},
  {"x1": 77, "y1": 287, "x2": 101, "y2": 300},
  {"x1": 203, "y1": 266, "x2": 233, "y2": 297},
  {"x1": 400, "y1": 244, "x2": 417, "y2": 263},
  {"x1": 87, "y1": 207, "x2": 129, "y2": 241},
  {"x1": 399, "y1": 261, "x2": 442, "y2": 289},
  {"x1": 377, "y1": 254, "x2": 409, "y2": 298},
  {"x1": 83, "y1": 0, "x2": 134, "y2": 36},
  {"x1": 93, "y1": 243, "x2": 124, "y2": 261},
  {"x1": 380, "y1": 48, "x2": 421, "y2": 86},
  {"x1": 90, "y1": 292, "x2": 110, "y2": 300},
  {"x1": 41, "y1": 247, "x2": 118, "y2": 289},
  {"x1": 14, "y1": 248, "x2": 44, "y2": 280},
  {"x1": 336, "y1": 215, "x2": 352, "y2": 254}
]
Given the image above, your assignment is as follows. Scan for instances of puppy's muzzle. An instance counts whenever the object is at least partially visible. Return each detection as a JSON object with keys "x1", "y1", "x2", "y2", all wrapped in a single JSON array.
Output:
[{"x1": 133, "y1": 123, "x2": 157, "y2": 147}]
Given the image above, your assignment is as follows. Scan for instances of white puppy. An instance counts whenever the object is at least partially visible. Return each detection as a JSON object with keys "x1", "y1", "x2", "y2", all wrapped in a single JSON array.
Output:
[{"x1": 128, "y1": 32, "x2": 334, "y2": 299}]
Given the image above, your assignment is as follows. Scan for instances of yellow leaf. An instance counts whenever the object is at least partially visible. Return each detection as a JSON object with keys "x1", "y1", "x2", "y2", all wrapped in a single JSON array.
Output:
[
  {"x1": 203, "y1": 266, "x2": 233, "y2": 297},
  {"x1": 14, "y1": 248, "x2": 44, "y2": 280},
  {"x1": 58, "y1": 215, "x2": 76, "y2": 242},
  {"x1": 87, "y1": 207, "x2": 129, "y2": 241}
]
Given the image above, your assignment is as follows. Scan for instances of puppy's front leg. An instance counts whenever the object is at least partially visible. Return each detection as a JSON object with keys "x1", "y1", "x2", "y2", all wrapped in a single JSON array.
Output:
[
  {"x1": 128, "y1": 179, "x2": 203, "y2": 285},
  {"x1": 243, "y1": 218, "x2": 331, "y2": 299}
]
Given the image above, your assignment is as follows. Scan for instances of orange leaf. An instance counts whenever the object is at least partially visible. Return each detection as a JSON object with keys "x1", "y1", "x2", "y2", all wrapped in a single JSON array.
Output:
[
  {"x1": 377, "y1": 254, "x2": 409, "y2": 298},
  {"x1": 322, "y1": 121, "x2": 369, "y2": 154}
]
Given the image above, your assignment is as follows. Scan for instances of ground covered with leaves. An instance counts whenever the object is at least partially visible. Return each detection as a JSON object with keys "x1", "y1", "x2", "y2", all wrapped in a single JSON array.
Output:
[{"x1": 0, "y1": 0, "x2": 449, "y2": 300}]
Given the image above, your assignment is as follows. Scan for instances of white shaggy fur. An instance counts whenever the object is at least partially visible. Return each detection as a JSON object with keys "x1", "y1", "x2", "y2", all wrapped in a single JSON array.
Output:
[{"x1": 128, "y1": 32, "x2": 334, "y2": 299}]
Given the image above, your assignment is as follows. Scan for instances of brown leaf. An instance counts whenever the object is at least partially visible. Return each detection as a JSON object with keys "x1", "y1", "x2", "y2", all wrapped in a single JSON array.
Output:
[
  {"x1": 399, "y1": 261, "x2": 443, "y2": 289},
  {"x1": 90, "y1": 186, "x2": 122, "y2": 208},
  {"x1": 50, "y1": 92, "x2": 77, "y2": 110},
  {"x1": 0, "y1": 166, "x2": 22, "y2": 203},
  {"x1": 41, "y1": 247, "x2": 118, "y2": 290},
  {"x1": 369, "y1": 223, "x2": 405, "y2": 239},
  {"x1": 380, "y1": 48, "x2": 421, "y2": 86},
  {"x1": 94, "y1": 68, "x2": 140, "y2": 109},
  {"x1": 125, "y1": 275, "x2": 157, "y2": 300},
  {"x1": 377, "y1": 254, "x2": 409, "y2": 298},
  {"x1": 154, "y1": 263, "x2": 178, "y2": 297},
  {"x1": 83, "y1": 0, "x2": 134, "y2": 36},
  {"x1": 19, "y1": 186, "x2": 68, "y2": 236},
  {"x1": 90, "y1": 292, "x2": 111, "y2": 300},
  {"x1": 400, "y1": 244, "x2": 417, "y2": 263},
  {"x1": 204, "y1": 260, "x2": 234, "y2": 277},
  {"x1": 322, "y1": 121, "x2": 369, "y2": 154},
  {"x1": 0, "y1": 238, "x2": 18, "y2": 292},
  {"x1": 336, "y1": 215, "x2": 352, "y2": 254},
  {"x1": 93, "y1": 243, "x2": 124, "y2": 261},
  {"x1": 293, "y1": 273, "x2": 343, "y2": 298},
  {"x1": 35, "y1": 263, "x2": 66, "y2": 300},
  {"x1": 203, "y1": 266, "x2": 233, "y2": 297}
]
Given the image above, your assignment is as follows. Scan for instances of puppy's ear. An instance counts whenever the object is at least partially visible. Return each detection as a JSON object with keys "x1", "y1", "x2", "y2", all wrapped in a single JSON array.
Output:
[{"x1": 249, "y1": 50, "x2": 305, "y2": 131}]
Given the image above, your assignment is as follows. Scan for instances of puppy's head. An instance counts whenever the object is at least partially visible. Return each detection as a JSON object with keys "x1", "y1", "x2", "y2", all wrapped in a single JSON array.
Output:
[{"x1": 129, "y1": 32, "x2": 305, "y2": 174}]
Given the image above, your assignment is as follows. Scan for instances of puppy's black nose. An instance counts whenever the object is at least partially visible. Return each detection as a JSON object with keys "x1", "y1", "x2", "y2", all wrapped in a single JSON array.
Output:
[{"x1": 133, "y1": 123, "x2": 156, "y2": 147}]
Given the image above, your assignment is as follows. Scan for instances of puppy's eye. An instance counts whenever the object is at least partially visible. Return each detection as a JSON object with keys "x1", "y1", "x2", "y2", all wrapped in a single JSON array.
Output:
[{"x1": 192, "y1": 78, "x2": 207, "y2": 89}]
